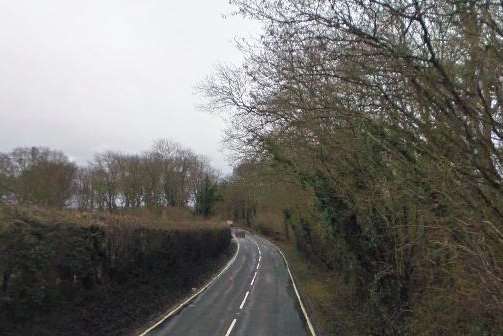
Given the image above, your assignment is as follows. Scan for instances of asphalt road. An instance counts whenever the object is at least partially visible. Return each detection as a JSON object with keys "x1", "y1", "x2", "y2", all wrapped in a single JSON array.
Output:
[{"x1": 144, "y1": 229, "x2": 310, "y2": 336}]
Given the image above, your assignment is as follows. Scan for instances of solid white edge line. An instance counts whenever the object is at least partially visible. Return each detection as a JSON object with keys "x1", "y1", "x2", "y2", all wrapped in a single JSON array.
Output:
[
  {"x1": 138, "y1": 234, "x2": 241, "y2": 336},
  {"x1": 246, "y1": 231, "x2": 317, "y2": 336},
  {"x1": 239, "y1": 291, "x2": 250, "y2": 309},
  {"x1": 275, "y1": 244, "x2": 317, "y2": 336},
  {"x1": 224, "y1": 318, "x2": 237, "y2": 336}
]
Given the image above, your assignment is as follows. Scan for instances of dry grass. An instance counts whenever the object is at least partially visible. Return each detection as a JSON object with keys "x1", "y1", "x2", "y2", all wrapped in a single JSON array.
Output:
[
  {"x1": 0, "y1": 205, "x2": 225, "y2": 231},
  {"x1": 275, "y1": 240, "x2": 341, "y2": 336},
  {"x1": 252, "y1": 221, "x2": 373, "y2": 336}
]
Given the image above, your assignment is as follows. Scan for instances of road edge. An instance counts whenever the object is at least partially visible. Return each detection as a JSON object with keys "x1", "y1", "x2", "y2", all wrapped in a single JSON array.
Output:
[
  {"x1": 137, "y1": 234, "x2": 241, "y2": 336},
  {"x1": 275, "y1": 243, "x2": 317, "y2": 336},
  {"x1": 248, "y1": 231, "x2": 317, "y2": 336}
]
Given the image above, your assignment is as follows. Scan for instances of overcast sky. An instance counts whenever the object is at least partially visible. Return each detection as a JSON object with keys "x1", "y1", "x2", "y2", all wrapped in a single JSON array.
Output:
[{"x1": 0, "y1": 0, "x2": 259, "y2": 174}]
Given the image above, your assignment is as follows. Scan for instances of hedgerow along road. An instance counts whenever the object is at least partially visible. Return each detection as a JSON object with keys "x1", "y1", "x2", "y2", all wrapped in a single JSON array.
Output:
[{"x1": 139, "y1": 229, "x2": 314, "y2": 336}]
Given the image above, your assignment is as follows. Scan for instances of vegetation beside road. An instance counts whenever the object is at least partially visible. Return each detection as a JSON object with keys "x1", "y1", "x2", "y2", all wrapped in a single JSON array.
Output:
[
  {"x1": 0, "y1": 205, "x2": 231, "y2": 336},
  {"x1": 207, "y1": 1, "x2": 503, "y2": 334},
  {"x1": 0, "y1": 140, "x2": 220, "y2": 216},
  {"x1": 0, "y1": 140, "x2": 229, "y2": 335},
  {"x1": 0, "y1": 143, "x2": 229, "y2": 335},
  {"x1": 274, "y1": 240, "x2": 340, "y2": 336}
]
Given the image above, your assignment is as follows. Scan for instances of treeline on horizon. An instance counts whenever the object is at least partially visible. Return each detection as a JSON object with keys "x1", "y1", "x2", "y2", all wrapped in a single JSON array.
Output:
[
  {"x1": 206, "y1": 0, "x2": 503, "y2": 335},
  {"x1": 0, "y1": 139, "x2": 219, "y2": 216},
  {"x1": 0, "y1": 141, "x2": 229, "y2": 335}
]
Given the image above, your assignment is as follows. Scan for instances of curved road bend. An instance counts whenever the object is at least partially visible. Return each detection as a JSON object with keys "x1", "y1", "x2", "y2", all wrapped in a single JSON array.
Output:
[{"x1": 145, "y1": 229, "x2": 309, "y2": 336}]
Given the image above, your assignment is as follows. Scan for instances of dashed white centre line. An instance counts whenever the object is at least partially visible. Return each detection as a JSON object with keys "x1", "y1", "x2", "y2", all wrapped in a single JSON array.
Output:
[
  {"x1": 250, "y1": 271, "x2": 257, "y2": 286},
  {"x1": 239, "y1": 291, "x2": 250, "y2": 310},
  {"x1": 222, "y1": 237, "x2": 262, "y2": 336},
  {"x1": 254, "y1": 239, "x2": 262, "y2": 257},
  {"x1": 224, "y1": 318, "x2": 237, "y2": 336}
]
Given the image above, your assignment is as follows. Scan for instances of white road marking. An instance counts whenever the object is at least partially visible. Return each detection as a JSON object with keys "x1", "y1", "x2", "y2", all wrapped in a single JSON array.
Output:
[
  {"x1": 250, "y1": 271, "x2": 257, "y2": 286},
  {"x1": 252, "y1": 238, "x2": 262, "y2": 257},
  {"x1": 245, "y1": 231, "x2": 318, "y2": 336},
  {"x1": 224, "y1": 318, "x2": 237, "y2": 336},
  {"x1": 138, "y1": 234, "x2": 241, "y2": 336},
  {"x1": 253, "y1": 239, "x2": 262, "y2": 271},
  {"x1": 239, "y1": 291, "x2": 250, "y2": 310},
  {"x1": 273, "y1": 241, "x2": 317, "y2": 336}
]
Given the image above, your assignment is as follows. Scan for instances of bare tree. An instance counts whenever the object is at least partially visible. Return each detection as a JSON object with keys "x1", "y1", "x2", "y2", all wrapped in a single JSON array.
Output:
[{"x1": 203, "y1": 0, "x2": 503, "y2": 333}]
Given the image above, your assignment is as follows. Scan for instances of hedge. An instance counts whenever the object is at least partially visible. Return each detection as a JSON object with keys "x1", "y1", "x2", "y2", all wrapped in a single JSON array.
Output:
[{"x1": 0, "y1": 206, "x2": 231, "y2": 335}]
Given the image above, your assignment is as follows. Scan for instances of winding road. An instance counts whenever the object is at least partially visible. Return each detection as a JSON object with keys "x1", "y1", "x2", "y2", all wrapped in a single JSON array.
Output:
[{"x1": 141, "y1": 229, "x2": 312, "y2": 336}]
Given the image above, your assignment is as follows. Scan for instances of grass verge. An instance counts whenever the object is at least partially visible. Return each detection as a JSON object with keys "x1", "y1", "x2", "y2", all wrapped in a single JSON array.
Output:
[{"x1": 254, "y1": 228, "x2": 366, "y2": 336}]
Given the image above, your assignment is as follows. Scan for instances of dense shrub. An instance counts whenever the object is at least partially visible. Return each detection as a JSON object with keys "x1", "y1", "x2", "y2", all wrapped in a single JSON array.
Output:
[
  {"x1": 0, "y1": 206, "x2": 231, "y2": 335},
  {"x1": 206, "y1": 0, "x2": 503, "y2": 334},
  {"x1": 220, "y1": 161, "x2": 503, "y2": 335}
]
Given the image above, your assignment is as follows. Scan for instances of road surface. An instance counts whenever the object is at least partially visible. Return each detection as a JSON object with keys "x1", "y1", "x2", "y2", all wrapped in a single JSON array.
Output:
[{"x1": 144, "y1": 229, "x2": 310, "y2": 336}]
